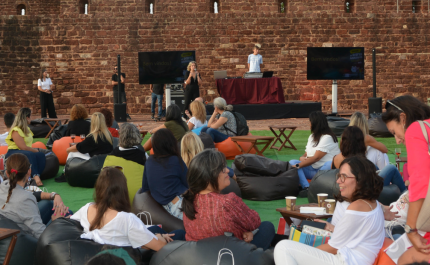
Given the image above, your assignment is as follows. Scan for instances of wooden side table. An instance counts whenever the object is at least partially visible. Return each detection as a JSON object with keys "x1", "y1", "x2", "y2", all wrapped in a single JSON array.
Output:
[
  {"x1": 395, "y1": 157, "x2": 407, "y2": 172},
  {"x1": 268, "y1": 125, "x2": 297, "y2": 151},
  {"x1": 276, "y1": 203, "x2": 332, "y2": 226},
  {"x1": 0, "y1": 228, "x2": 20, "y2": 265},
  {"x1": 230, "y1": 136, "x2": 275, "y2": 156},
  {"x1": 44, "y1": 118, "x2": 69, "y2": 139}
]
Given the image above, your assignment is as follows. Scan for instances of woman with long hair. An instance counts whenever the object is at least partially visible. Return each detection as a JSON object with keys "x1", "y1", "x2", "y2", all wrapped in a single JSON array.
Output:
[
  {"x1": 141, "y1": 129, "x2": 188, "y2": 219},
  {"x1": 186, "y1": 100, "x2": 208, "y2": 130},
  {"x1": 5, "y1": 108, "x2": 46, "y2": 186},
  {"x1": 275, "y1": 156, "x2": 385, "y2": 265},
  {"x1": 200, "y1": 97, "x2": 237, "y2": 143},
  {"x1": 65, "y1": 104, "x2": 90, "y2": 136},
  {"x1": 37, "y1": 68, "x2": 57, "y2": 118},
  {"x1": 182, "y1": 149, "x2": 275, "y2": 250},
  {"x1": 71, "y1": 167, "x2": 184, "y2": 250},
  {"x1": 381, "y1": 95, "x2": 430, "y2": 264},
  {"x1": 289, "y1": 111, "x2": 340, "y2": 196},
  {"x1": 183, "y1": 61, "x2": 202, "y2": 116}
]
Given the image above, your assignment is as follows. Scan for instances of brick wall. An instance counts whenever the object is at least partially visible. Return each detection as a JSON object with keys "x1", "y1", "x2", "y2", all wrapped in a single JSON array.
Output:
[{"x1": 1, "y1": 0, "x2": 430, "y2": 115}]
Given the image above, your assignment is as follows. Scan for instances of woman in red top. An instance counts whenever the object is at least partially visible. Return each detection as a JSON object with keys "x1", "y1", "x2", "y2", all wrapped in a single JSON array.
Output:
[
  {"x1": 100, "y1": 108, "x2": 119, "y2": 138},
  {"x1": 181, "y1": 149, "x2": 275, "y2": 250},
  {"x1": 382, "y1": 95, "x2": 430, "y2": 264}
]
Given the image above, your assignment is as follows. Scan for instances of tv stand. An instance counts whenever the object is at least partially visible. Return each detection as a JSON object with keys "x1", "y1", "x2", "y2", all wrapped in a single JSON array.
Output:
[{"x1": 331, "y1": 79, "x2": 338, "y2": 116}]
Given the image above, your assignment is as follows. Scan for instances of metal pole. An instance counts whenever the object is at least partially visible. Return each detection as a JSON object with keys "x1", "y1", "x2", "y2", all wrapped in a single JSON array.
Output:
[
  {"x1": 397, "y1": 0, "x2": 399, "y2": 13},
  {"x1": 117, "y1": 55, "x2": 121, "y2": 102},
  {"x1": 373, "y1": 48, "x2": 376, "y2": 98},
  {"x1": 332, "y1": 80, "x2": 338, "y2": 114}
]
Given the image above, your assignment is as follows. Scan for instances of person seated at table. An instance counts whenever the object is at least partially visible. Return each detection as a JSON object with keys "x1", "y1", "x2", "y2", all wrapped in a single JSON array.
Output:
[
  {"x1": 71, "y1": 167, "x2": 185, "y2": 251},
  {"x1": 0, "y1": 113, "x2": 15, "y2": 146},
  {"x1": 349, "y1": 112, "x2": 389, "y2": 169},
  {"x1": 200, "y1": 97, "x2": 237, "y2": 143},
  {"x1": 320, "y1": 126, "x2": 406, "y2": 193},
  {"x1": 289, "y1": 111, "x2": 340, "y2": 196},
  {"x1": 5, "y1": 108, "x2": 46, "y2": 186},
  {"x1": 185, "y1": 100, "x2": 208, "y2": 131},
  {"x1": 182, "y1": 149, "x2": 275, "y2": 250},
  {"x1": 65, "y1": 104, "x2": 91, "y2": 137},
  {"x1": 274, "y1": 156, "x2": 385, "y2": 265},
  {"x1": 0, "y1": 154, "x2": 69, "y2": 239},
  {"x1": 141, "y1": 129, "x2": 188, "y2": 220},
  {"x1": 100, "y1": 108, "x2": 119, "y2": 138},
  {"x1": 143, "y1": 104, "x2": 189, "y2": 151}
]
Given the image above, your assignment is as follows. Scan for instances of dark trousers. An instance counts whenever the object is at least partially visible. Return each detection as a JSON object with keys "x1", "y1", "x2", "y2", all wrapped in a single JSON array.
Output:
[
  {"x1": 40, "y1": 92, "x2": 57, "y2": 118},
  {"x1": 147, "y1": 225, "x2": 186, "y2": 241},
  {"x1": 113, "y1": 87, "x2": 127, "y2": 104},
  {"x1": 6, "y1": 149, "x2": 46, "y2": 178},
  {"x1": 183, "y1": 85, "x2": 200, "y2": 114}
]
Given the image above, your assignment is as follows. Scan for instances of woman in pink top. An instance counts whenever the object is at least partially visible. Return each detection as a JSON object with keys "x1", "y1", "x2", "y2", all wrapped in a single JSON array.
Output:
[
  {"x1": 181, "y1": 149, "x2": 275, "y2": 250},
  {"x1": 382, "y1": 95, "x2": 430, "y2": 264}
]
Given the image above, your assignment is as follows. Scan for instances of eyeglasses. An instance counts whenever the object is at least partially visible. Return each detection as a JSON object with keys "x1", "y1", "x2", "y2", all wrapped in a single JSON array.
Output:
[
  {"x1": 386, "y1": 100, "x2": 404, "y2": 112},
  {"x1": 222, "y1": 167, "x2": 228, "y2": 174},
  {"x1": 336, "y1": 173, "x2": 355, "y2": 183},
  {"x1": 114, "y1": 67, "x2": 118, "y2": 70},
  {"x1": 102, "y1": 166, "x2": 123, "y2": 172}
]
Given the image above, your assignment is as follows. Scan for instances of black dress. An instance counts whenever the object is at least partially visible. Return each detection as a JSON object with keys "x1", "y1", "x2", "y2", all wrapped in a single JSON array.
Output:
[{"x1": 183, "y1": 71, "x2": 201, "y2": 114}]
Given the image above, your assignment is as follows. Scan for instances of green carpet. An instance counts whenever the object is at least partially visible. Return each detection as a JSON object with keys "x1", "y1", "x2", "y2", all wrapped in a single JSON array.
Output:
[{"x1": 34, "y1": 130, "x2": 403, "y2": 229}]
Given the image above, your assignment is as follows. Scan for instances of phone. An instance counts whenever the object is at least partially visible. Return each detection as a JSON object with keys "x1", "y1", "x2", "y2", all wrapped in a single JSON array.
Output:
[{"x1": 251, "y1": 228, "x2": 259, "y2": 235}]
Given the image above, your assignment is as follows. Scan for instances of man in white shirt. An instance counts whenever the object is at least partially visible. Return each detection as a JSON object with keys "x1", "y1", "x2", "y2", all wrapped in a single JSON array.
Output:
[
  {"x1": 247, "y1": 44, "x2": 263, "y2": 73},
  {"x1": 0, "y1": 113, "x2": 15, "y2": 146}
]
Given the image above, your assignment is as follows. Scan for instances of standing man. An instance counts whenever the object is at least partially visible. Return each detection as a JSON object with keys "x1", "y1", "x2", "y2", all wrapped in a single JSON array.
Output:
[
  {"x1": 111, "y1": 65, "x2": 131, "y2": 120},
  {"x1": 247, "y1": 44, "x2": 263, "y2": 73},
  {"x1": 150, "y1": 83, "x2": 165, "y2": 120}
]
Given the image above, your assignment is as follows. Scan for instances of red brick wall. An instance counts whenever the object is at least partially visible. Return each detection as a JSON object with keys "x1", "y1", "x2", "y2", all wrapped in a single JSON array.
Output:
[{"x1": 1, "y1": 0, "x2": 430, "y2": 115}]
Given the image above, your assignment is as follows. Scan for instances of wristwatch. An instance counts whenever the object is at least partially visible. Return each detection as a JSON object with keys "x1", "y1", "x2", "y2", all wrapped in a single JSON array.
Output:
[
  {"x1": 50, "y1": 192, "x2": 59, "y2": 200},
  {"x1": 295, "y1": 163, "x2": 300, "y2": 169},
  {"x1": 405, "y1": 224, "x2": 418, "y2": 234}
]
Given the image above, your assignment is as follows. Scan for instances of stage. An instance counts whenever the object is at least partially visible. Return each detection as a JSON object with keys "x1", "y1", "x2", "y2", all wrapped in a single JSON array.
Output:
[{"x1": 206, "y1": 101, "x2": 322, "y2": 120}]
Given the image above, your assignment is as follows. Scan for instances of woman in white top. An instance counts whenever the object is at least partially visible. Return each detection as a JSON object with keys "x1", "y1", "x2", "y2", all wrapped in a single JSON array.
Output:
[
  {"x1": 37, "y1": 69, "x2": 57, "y2": 118},
  {"x1": 71, "y1": 167, "x2": 185, "y2": 250},
  {"x1": 289, "y1": 111, "x2": 340, "y2": 194},
  {"x1": 275, "y1": 156, "x2": 385, "y2": 265},
  {"x1": 186, "y1": 100, "x2": 207, "y2": 131}
]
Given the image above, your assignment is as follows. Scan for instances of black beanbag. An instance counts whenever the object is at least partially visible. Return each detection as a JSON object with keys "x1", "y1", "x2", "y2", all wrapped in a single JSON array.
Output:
[
  {"x1": 65, "y1": 154, "x2": 107, "y2": 188},
  {"x1": 234, "y1": 154, "x2": 289, "y2": 176},
  {"x1": 327, "y1": 116, "x2": 350, "y2": 136},
  {"x1": 199, "y1": 132, "x2": 215, "y2": 149},
  {"x1": 29, "y1": 118, "x2": 59, "y2": 138},
  {"x1": 220, "y1": 178, "x2": 242, "y2": 198},
  {"x1": 39, "y1": 149, "x2": 60, "y2": 180},
  {"x1": 368, "y1": 113, "x2": 392, "y2": 138},
  {"x1": 149, "y1": 235, "x2": 274, "y2": 265},
  {"x1": 46, "y1": 124, "x2": 68, "y2": 147}
]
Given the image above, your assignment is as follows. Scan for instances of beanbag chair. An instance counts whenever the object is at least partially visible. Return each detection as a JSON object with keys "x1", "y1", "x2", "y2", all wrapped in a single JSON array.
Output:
[
  {"x1": 32, "y1": 141, "x2": 47, "y2": 149},
  {"x1": 220, "y1": 178, "x2": 242, "y2": 198},
  {"x1": 369, "y1": 113, "x2": 392, "y2": 138},
  {"x1": 46, "y1": 124, "x2": 68, "y2": 148},
  {"x1": 234, "y1": 154, "x2": 289, "y2": 176},
  {"x1": 199, "y1": 132, "x2": 215, "y2": 149},
  {"x1": 327, "y1": 116, "x2": 350, "y2": 136},
  {"x1": 0, "y1": 146, "x2": 7, "y2": 155},
  {"x1": 35, "y1": 218, "x2": 151, "y2": 265},
  {"x1": 29, "y1": 118, "x2": 57, "y2": 138},
  {"x1": 52, "y1": 136, "x2": 84, "y2": 165},
  {"x1": 132, "y1": 189, "x2": 185, "y2": 232},
  {"x1": 373, "y1": 238, "x2": 395, "y2": 265},
  {"x1": 149, "y1": 235, "x2": 275, "y2": 265},
  {"x1": 215, "y1": 137, "x2": 256, "y2": 160},
  {"x1": 39, "y1": 149, "x2": 60, "y2": 180},
  {"x1": 65, "y1": 154, "x2": 107, "y2": 188},
  {"x1": 0, "y1": 215, "x2": 38, "y2": 265}
]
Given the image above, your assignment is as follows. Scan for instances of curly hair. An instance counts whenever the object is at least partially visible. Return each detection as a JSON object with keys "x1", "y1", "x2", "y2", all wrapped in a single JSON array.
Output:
[
  {"x1": 99, "y1": 108, "x2": 113, "y2": 128},
  {"x1": 340, "y1": 126, "x2": 366, "y2": 158},
  {"x1": 70, "y1": 104, "x2": 88, "y2": 121},
  {"x1": 119, "y1": 123, "x2": 142, "y2": 148},
  {"x1": 335, "y1": 156, "x2": 383, "y2": 203}
]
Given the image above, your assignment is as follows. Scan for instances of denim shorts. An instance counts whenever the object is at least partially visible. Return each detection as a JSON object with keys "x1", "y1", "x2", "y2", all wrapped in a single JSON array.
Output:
[{"x1": 163, "y1": 195, "x2": 184, "y2": 220}]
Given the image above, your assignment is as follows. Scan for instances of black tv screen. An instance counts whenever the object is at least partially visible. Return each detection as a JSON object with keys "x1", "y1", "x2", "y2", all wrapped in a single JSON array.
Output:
[
  {"x1": 138, "y1": 51, "x2": 196, "y2": 84},
  {"x1": 307, "y1": 47, "x2": 365, "y2": 80}
]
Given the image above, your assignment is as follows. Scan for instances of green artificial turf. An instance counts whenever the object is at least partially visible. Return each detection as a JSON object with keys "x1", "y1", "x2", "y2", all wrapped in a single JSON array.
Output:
[{"x1": 34, "y1": 130, "x2": 403, "y2": 229}]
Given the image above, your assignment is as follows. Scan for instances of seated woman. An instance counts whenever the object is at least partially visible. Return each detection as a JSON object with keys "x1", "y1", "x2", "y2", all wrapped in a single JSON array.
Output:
[
  {"x1": 0, "y1": 154, "x2": 69, "y2": 239},
  {"x1": 289, "y1": 111, "x2": 340, "y2": 195},
  {"x1": 182, "y1": 149, "x2": 275, "y2": 250},
  {"x1": 65, "y1": 104, "x2": 91, "y2": 137},
  {"x1": 200, "y1": 97, "x2": 237, "y2": 143},
  {"x1": 274, "y1": 156, "x2": 385, "y2": 265},
  {"x1": 349, "y1": 112, "x2": 389, "y2": 169},
  {"x1": 141, "y1": 129, "x2": 188, "y2": 220},
  {"x1": 5, "y1": 108, "x2": 45, "y2": 186},
  {"x1": 143, "y1": 104, "x2": 189, "y2": 151},
  {"x1": 185, "y1": 100, "x2": 208, "y2": 131},
  {"x1": 100, "y1": 108, "x2": 119, "y2": 138},
  {"x1": 71, "y1": 167, "x2": 185, "y2": 251},
  {"x1": 320, "y1": 126, "x2": 406, "y2": 192}
]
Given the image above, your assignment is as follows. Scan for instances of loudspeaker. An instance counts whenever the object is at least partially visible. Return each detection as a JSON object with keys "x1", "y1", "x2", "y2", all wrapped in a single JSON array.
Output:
[
  {"x1": 368, "y1": 97, "x2": 382, "y2": 117},
  {"x1": 171, "y1": 91, "x2": 185, "y2": 114},
  {"x1": 114, "y1": 103, "x2": 127, "y2": 122}
]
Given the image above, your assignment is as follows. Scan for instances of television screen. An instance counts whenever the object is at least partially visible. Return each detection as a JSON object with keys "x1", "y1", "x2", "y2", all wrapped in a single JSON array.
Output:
[
  {"x1": 138, "y1": 51, "x2": 196, "y2": 84},
  {"x1": 307, "y1": 47, "x2": 365, "y2": 80}
]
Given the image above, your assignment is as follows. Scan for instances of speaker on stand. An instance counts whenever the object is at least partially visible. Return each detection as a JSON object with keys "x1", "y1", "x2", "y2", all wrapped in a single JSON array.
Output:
[
  {"x1": 369, "y1": 48, "x2": 382, "y2": 117},
  {"x1": 114, "y1": 54, "x2": 127, "y2": 122}
]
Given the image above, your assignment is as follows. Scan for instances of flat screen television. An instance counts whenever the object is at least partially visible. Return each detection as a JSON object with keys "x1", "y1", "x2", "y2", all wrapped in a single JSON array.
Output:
[
  {"x1": 138, "y1": 51, "x2": 196, "y2": 84},
  {"x1": 307, "y1": 47, "x2": 365, "y2": 80}
]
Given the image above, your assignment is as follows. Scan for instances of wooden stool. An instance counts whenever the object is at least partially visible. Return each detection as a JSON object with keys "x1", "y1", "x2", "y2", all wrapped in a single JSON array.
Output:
[
  {"x1": 0, "y1": 228, "x2": 20, "y2": 265},
  {"x1": 44, "y1": 118, "x2": 69, "y2": 139},
  {"x1": 395, "y1": 157, "x2": 407, "y2": 171},
  {"x1": 230, "y1": 136, "x2": 275, "y2": 156},
  {"x1": 276, "y1": 203, "x2": 332, "y2": 226},
  {"x1": 268, "y1": 125, "x2": 297, "y2": 151}
]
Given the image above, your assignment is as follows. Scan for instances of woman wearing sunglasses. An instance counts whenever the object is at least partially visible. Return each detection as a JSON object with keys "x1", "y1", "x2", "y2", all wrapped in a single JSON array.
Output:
[
  {"x1": 382, "y1": 95, "x2": 430, "y2": 264},
  {"x1": 275, "y1": 156, "x2": 384, "y2": 265}
]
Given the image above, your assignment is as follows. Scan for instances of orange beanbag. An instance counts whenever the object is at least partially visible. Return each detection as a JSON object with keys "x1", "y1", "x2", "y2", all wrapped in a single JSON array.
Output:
[
  {"x1": 52, "y1": 136, "x2": 83, "y2": 165},
  {"x1": 215, "y1": 137, "x2": 257, "y2": 160},
  {"x1": 373, "y1": 238, "x2": 395, "y2": 265},
  {"x1": 0, "y1": 146, "x2": 8, "y2": 155},
  {"x1": 32, "y1": 141, "x2": 47, "y2": 150}
]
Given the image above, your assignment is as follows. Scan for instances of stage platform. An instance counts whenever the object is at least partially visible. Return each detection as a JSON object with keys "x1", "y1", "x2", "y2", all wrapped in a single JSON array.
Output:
[{"x1": 206, "y1": 101, "x2": 322, "y2": 120}]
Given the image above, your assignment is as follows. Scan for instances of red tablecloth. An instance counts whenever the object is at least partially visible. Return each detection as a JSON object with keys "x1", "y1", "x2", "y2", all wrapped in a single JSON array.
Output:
[{"x1": 216, "y1": 77, "x2": 285, "y2": 105}]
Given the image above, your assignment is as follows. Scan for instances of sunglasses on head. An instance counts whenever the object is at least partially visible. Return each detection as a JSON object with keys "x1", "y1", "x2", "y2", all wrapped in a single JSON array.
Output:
[{"x1": 386, "y1": 100, "x2": 404, "y2": 112}]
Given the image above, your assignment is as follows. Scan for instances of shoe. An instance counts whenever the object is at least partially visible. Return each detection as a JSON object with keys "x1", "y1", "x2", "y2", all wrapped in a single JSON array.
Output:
[
  {"x1": 126, "y1": 113, "x2": 131, "y2": 120},
  {"x1": 151, "y1": 113, "x2": 155, "y2": 120},
  {"x1": 55, "y1": 173, "x2": 67, "y2": 183},
  {"x1": 298, "y1": 187, "x2": 308, "y2": 198}
]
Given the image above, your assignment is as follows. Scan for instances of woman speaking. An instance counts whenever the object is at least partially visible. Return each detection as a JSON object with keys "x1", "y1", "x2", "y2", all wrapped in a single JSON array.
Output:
[
  {"x1": 183, "y1": 61, "x2": 202, "y2": 116},
  {"x1": 37, "y1": 69, "x2": 57, "y2": 118}
]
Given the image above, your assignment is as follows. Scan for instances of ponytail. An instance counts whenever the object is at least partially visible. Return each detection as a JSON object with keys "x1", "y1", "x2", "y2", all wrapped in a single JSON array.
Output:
[
  {"x1": 181, "y1": 190, "x2": 198, "y2": 220},
  {"x1": 225, "y1": 105, "x2": 233, "y2": 112},
  {"x1": 2, "y1": 153, "x2": 30, "y2": 209},
  {"x1": 2, "y1": 175, "x2": 18, "y2": 209}
]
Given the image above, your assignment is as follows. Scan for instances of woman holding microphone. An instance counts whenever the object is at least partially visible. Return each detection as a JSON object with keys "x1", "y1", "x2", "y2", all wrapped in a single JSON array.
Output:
[
  {"x1": 183, "y1": 61, "x2": 202, "y2": 117},
  {"x1": 37, "y1": 69, "x2": 57, "y2": 118}
]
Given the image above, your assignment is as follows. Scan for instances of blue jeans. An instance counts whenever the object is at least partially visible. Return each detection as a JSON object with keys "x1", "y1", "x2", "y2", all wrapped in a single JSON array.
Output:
[
  {"x1": 151, "y1": 93, "x2": 163, "y2": 117},
  {"x1": 319, "y1": 161, "x2": 332, "y2": 171},
  {"x1": 379, "y1": 164, "x2": 406, "y2": 193},
  {"x1": 163, "y1": 196, "x2": 183, "y2": 220},
  {"x1": 250, "y1": 221, "x2": 275, "y2": 250},
  {"x1": 6, "y1": 149, "x2": 46, "y2": 178},
  {"x1": 289, "y1": 160, "x2": 321, "y2": 188},
  {"x1": 200, "y1": 126, "x2": 229, "y2": 143},
  {"x1": 147, "y1": 225, "x2": 186, "y2": 241},
  {"x1": 38, "y1": 200, "x2": 73, "y2": 226}
]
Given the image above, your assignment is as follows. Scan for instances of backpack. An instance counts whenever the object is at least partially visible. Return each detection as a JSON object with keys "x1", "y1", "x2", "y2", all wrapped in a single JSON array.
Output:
[{"x1": 223, "y1": 111, "x2": 249, "y2": 136}]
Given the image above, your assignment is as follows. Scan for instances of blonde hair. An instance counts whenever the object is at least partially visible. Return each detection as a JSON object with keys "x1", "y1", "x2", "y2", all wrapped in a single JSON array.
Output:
[
  {"x1": 10, "y1": 108, "x2": 31, "y2": 136},
  {"x1": 181, "y1": 132, "x2": 204, "y2": 167},
  {"x1": 349, "y1": 112, "x2": 369, "y2": 136},
  {"x1": 190, "y1": 101, "x2": 206, "y2": 124},
  {"x1": 187, "y1": 61, "x2": 197, "y2": 72},
  {"x1": 89, "y1": 112, "x2": 113, "y2": 145}
]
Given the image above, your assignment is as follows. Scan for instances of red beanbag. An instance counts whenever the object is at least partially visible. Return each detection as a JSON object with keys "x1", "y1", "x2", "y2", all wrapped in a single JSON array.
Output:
[
  {"x1": 32, "y1": 141, "x2": 47, "y2": 150},
  {"x1": 215, "y1": 137, "x2": 256, "y2": 160},
  {"x1": 372, "y1": 238, "x2": 395, "y2": 265},
  {"x1": 52, "y1": 137, "x2": 83, "y2": 165}
]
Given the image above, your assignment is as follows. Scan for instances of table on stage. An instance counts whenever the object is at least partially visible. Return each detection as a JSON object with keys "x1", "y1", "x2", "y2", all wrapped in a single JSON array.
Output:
[{"x1": 216, "y1": 77, "x2": 285, "y2": 105}]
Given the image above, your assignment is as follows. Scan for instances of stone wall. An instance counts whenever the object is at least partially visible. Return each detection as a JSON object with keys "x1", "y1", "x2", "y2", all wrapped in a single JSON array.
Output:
[{"x1": 0, "y1": 0, "x2": 430, "y2": 115}]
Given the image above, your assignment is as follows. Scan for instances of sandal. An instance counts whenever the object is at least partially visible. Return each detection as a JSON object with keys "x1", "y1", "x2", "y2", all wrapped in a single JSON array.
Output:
[{"x1": 33, "y1": 175, "x2": 43, "y2": 187}]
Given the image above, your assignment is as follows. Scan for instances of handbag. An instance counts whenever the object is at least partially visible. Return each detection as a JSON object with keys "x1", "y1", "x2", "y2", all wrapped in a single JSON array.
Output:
[
  {"x1": 416, "y1": 121, "x2": 430, "y2": 231},
  {"x1": 289, "y1": 225, "x2": 330, "y2": 247}
]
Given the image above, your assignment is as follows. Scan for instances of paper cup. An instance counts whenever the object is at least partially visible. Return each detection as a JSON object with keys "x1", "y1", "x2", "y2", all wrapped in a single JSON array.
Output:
[
  {"x1": 324, "y1": 199, "x2": 336, "y2": 214},
  {"x1": 285, "y1": 196, "x2": 297, "y2": 211},
  {"x1": 317, "y1": 193, "x2": 328, "y2": 207}
]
